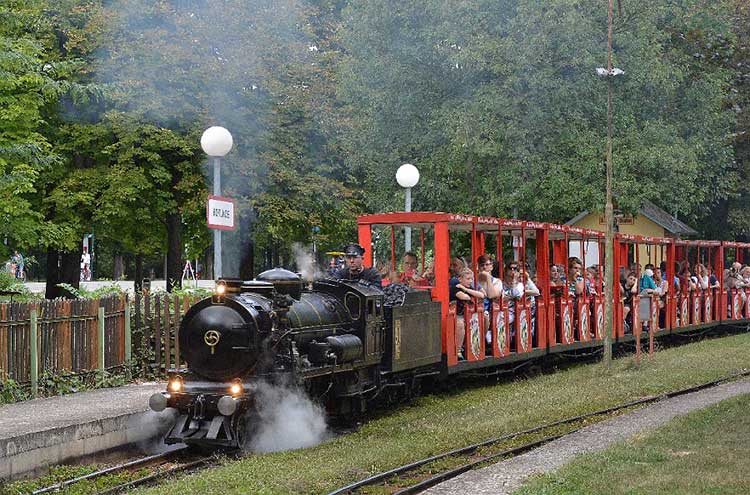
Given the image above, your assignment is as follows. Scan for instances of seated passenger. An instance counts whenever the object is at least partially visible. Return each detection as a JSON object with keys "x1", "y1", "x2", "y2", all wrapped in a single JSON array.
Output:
[
  {"x1": 419, "y1": 261, "x2": 435, "y2": 287},
  {"x1": 400, "y1": 251, "x2": 427, "y2": 287},
  {"x1": 549, "y1": 264, "x2": 564, "y2": 296},
  {"x1": 523, "y1": 266, "x2": 540, "y2": 338},
  {"x1": 477, "y1": 255, "x2": 502, "y2": 343},
  {"x1": 567, "y1": 257, "x2": 585, "y2": 297},
  {"x1": 622, "y1": 271, "x2": 638, "y2": 333},
  {"x1": 678, "y1": 264, "x2": 697, "y2": 293},
  {"x1": 694, "y1": 263, "x2": 709, "y2": 290},
  {"x1": 449, "y1": 257, "x2": 466, "y2": 287},
  {"x1": 639, "y1": 265, "x2": 657, "y2": 295},
  {"x1": 450, "y1": 268, "x2": 486, "y2": 359},
  {"x1": 501, "y1": 262, "x2": 524, "y2": 329}
]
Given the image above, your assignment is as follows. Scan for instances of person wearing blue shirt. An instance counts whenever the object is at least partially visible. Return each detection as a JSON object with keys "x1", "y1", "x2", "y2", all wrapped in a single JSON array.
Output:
[{"x1": 640, "y1": 264, "x2": 658, "y2": 294}]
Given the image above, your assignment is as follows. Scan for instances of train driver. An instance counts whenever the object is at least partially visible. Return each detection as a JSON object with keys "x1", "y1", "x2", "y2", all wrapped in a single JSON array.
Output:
[{"x1": 332, "y1": 243, "x2": 382, "y2": 287}]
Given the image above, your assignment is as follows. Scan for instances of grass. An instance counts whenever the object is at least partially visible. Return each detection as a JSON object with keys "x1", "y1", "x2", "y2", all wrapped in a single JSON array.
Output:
[
  {"x1": 117, "y1": 332, "x2": 748, "y2": 494},
  {"x1": 515, "y1": 392, "x2": 750, "y2": 495}
]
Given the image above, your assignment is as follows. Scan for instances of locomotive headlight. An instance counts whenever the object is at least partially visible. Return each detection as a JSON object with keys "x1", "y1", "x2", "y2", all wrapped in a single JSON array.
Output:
[
  {"x1": 215, "y1": 281, "x2": 227, "y2": 296},
  {"x1": 230, "y1": 379, "x2": 243, "y2": 396},
  {"x1": 168, "y1": 375, "x2": 184, "y2": 393},
  {"x1": 217, "y1": 395, "x2": 238, "y2": 416}
]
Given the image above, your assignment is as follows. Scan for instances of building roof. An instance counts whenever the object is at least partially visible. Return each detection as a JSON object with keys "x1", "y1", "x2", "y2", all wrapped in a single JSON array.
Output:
[{"x1": 565, "y1": 199, "x2": 698, "y2": 237}]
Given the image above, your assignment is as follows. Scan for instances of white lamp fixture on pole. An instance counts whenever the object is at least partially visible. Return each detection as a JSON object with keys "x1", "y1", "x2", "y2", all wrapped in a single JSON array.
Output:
[
  {"x1": 396, "y1": 163, "x2": 420, "y2": 252},
  {"x1": 201, "y1": 126, "x2": 233, "y2": 279}
]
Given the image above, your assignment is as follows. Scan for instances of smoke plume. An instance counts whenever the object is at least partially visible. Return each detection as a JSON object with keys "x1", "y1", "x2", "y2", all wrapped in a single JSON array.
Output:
[
  {"x1": 292, "y1": 242, "x2": 323, "y2": 282},
  {"x1": 246, "y1": 381, "x2": 330, "y2": 453}
]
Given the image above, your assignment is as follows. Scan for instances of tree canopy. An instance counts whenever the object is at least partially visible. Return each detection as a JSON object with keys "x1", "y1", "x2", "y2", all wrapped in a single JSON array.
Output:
[{"x1": 0, "y1": 0, "x2": 747, "y2": 292}]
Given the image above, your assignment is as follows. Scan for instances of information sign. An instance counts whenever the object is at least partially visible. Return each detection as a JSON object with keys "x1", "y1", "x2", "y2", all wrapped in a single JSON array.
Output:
[{"x1": 207, "y1": 195, "x2": 235, "y2": 231}]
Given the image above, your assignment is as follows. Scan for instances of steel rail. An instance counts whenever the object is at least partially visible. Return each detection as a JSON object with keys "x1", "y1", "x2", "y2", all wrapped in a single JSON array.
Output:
[
  {"x1": 94, "y1": 457, "x2": 212, "y2": 495},
  {"x1": 31, "y1": 447, "x2": 189, "y2": 495},
  {"x1": 326, "y1": 369, "x2": 750, "y2": 495}
]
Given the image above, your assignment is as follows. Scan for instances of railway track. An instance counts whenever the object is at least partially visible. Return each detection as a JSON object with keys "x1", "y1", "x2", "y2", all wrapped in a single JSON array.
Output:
[
  {"x1": 326, "y1": 370, "x2": 750, "y2": 495},
  {"x1": 31, "y1": 447, "x2": 215, "y2": 495}
]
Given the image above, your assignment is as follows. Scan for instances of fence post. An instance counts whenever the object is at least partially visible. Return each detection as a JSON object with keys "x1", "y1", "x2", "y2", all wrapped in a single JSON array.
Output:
[
  {"x1": 125, "y1": 297, "x2": 132, "y2": 363},
  {"x1": 30, "y1": 308, "x2": 38, "y2": 398},
  {"x1": 98, "y1": 306, "x2": 105, "y2": 373}
]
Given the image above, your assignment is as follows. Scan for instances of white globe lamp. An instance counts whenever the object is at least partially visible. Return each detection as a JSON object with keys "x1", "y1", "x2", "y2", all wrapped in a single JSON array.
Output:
[
  {"x1": 201, "y1": 126, "x2": 233, "y2": 157},
  {"x1": 396, "y1": 163, "x2": 420, "y2": 189}
]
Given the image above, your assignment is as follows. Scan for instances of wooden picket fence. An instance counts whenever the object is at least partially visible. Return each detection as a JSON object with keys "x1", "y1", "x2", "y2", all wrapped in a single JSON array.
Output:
[{"x1": 0, "y1": 293, "x2": 204, "y2": 394}]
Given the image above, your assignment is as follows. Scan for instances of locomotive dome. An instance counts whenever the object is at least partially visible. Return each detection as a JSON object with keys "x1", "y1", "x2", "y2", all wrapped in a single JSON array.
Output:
[{"x1": 257, "y1": 267, "x2": 303, "y2": 300}]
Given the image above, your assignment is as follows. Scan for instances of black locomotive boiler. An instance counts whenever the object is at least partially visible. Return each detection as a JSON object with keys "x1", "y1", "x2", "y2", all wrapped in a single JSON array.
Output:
[{"x1": 149, "y1": 268, "x2": 442, "y2": 449}]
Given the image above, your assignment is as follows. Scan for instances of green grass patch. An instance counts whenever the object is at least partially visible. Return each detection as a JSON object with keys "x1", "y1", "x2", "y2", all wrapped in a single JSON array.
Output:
[
  {"x1": 134, "y1": 333, "x2": 750, "y2": 495},
  {"x1": 515, "y1": 392, "x2": 750, "y2": 495}
]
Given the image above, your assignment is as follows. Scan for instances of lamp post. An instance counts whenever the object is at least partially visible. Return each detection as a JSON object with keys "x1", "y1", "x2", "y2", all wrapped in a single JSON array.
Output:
[
  {"x1": 596, "y1": 0, "x2": 624, "y2": 367},
  {"x1": 396, "y1": 163, "x2": 420, "y2": 252},
  {"x1": 201, "y1": 126, "x2": 233, "y2": 279}
]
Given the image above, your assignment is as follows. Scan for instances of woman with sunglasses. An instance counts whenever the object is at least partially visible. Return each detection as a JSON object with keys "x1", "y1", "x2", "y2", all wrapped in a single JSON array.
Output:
[
  {"x1": 477, "y1": 255, "x2": 502, "y2": 343},
  {"x1": 502, "y1": 262, "x2": 524, "y2": 330}
]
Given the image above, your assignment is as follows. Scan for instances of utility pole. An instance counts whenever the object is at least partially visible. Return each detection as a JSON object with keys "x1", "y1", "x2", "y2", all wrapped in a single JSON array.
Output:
[{"x1": 602, "y1": 0, "x2": 615, "y2": 366}]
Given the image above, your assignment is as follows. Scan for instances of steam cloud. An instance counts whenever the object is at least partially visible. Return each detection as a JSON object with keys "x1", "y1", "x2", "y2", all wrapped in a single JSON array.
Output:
[
  {"x1": 292, "y1": 242, "x2": 324, "y2": 282},
  {"x1": 131, "y1": 408, "x2": 180, "y2": 454},
  {"x1": 246, "y1": 381, "x2": 330, "y2": 453}
]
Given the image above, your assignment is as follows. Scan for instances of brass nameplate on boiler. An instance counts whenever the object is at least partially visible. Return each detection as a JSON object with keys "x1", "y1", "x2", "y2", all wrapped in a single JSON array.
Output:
[{"x1": 394, "y1": 320, "x2": 401, "y2": 360}]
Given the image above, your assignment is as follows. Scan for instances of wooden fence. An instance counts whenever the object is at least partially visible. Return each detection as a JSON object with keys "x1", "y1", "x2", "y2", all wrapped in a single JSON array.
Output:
[{"x1": 0, "y1": 293, "x2": 203, "y2": 395}]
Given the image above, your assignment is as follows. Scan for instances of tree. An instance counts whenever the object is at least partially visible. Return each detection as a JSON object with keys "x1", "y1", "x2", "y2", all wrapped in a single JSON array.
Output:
[{"x1": 338, "y1": 0, "x2": 735, "y2": 233}]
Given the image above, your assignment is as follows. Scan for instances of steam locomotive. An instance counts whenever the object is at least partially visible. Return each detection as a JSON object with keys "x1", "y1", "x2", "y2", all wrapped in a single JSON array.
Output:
[{"x1": 149, "y1": 268, "x2": 442, "y2": 448}]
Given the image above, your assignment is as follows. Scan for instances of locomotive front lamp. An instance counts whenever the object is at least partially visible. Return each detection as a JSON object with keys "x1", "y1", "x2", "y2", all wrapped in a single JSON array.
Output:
[
  {"x1": 201, "y1": 126, "x2": 233, "y2": 280},
  {"x1": 215, "y1": 280, "x2": 227, "y2": 296},
  {"x1": 230, "y1": 379, "x2": 243, "y2": 396},
  {"x1": 168, "y1": 375, "x2": 184, "y2": 393},
  {"x1": 396, "y1": 163, "x2": 420, "y2": 252}
]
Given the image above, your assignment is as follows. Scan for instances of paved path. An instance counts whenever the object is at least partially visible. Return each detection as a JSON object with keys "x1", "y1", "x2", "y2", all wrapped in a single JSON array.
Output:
[
  {"x1": 24, "y1": 280, "x2": 216, "y2": 294},
  {"x1": 424, "y1": 379, "x2": 750, "y2": 495}
]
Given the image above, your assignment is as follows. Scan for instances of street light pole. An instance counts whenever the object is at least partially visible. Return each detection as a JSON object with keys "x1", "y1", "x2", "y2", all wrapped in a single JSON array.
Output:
[
  {"x1": 603, "y1": 0, "x2": 615, "y2": 366},
  {"x1": 201, "y1": 126, "x2": 233, "y2": 280},
  {"x1": 396, "y1": 163, "x2": 420, "y2": 254},
  {"x1": 404, "y1": 186, "x2": 412, "y2": 251},
  {"x1": 213, "y1": 156, "x2": 222, "y2": 279}
]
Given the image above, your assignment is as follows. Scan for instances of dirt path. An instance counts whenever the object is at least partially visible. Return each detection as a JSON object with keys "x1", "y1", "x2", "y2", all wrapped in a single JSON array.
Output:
[{"x1": 424, "y1": 378, "x2": 750, "y2": 495}]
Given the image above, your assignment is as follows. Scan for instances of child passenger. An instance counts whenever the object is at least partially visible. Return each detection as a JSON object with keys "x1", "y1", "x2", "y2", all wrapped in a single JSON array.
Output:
[{"x1": 450, "y1": 268, "x2": 486, "y2": 359}]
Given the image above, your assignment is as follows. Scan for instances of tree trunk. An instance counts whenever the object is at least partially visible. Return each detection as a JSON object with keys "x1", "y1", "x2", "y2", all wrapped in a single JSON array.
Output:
[
  {"x1": 134, "y1": 254, "x2": 143, "y2": 292},
  {"x1": 205, "y1": 247, "x2": 213, "y2": 280},
  {"x1": 239, "y1": 215, "x2": 254, "y2": 280},
  {"x1": 166, "y1": 211, "x2": 182, "y2": 292},
  {"x1": 113, "y1": 253, "x2": 124, "y2": 280},
  {"x1": 45, "y1": 247, "x2": 82, "y2": 299}
]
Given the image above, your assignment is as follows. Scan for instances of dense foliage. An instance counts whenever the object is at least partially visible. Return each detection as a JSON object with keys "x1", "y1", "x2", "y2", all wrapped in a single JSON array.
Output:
[{"x1": 0, "y1": 0, "x2": 747, "y2": 293}]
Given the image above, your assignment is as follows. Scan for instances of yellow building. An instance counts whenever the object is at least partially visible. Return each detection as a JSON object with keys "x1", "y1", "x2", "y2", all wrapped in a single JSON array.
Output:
[{"x1": 566, "y1": 200, "x2": 697, "y2": 268}]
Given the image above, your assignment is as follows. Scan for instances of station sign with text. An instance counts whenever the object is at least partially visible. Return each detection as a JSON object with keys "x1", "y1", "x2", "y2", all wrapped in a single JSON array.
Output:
[{"x1": 206, "y1": 195, "x2": 236, "y2": 231}]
